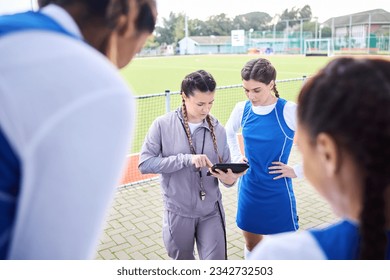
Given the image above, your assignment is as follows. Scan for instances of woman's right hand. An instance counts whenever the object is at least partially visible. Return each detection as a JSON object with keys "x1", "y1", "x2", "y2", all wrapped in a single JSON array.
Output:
[{"x1": 191, "y1": 154, "x2": 213, "y2": 169}]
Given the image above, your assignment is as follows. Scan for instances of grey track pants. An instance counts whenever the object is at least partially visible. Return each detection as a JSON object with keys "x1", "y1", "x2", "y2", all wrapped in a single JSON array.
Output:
[{"x1": 162, "y1": 204, "x2": 226, "y2": 260}]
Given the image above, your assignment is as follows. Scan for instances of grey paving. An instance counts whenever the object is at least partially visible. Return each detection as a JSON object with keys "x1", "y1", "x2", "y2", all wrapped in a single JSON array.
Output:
[{"x1": 95, "y1": 145, "x2": 338, "y2": 260}]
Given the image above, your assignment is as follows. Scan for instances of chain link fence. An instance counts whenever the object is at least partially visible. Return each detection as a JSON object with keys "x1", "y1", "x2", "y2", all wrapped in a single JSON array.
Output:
[{"x1": 120, "y1": 77, "x2": 306, "y2": 186}]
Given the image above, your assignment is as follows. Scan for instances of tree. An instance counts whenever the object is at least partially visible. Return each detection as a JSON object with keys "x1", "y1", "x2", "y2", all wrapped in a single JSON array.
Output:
[
  {"x1": 155, "y1": 12, "x2": 177, "y2": 45},
  {"x1": 280, "y1": 7, "x2": 299, "y2": 27},
  {"x1": 188, "y1": 19, "x2": 208, "y2": 36},
  {"x1": 204, "y1": 14, "x2": 233, "y2": 35},
  {"x1": 174, "y1": 13, "x2": 186, "y2": 41},
  {"x1": 233, "y1": 12, "x2": 272, "y2": 31},
  {"x1": 275, "y1": 5, "x2": 313, "y2": 31},
  {"x1": 153, "y1": 5, "x2": 316, "y2": 45},
  {"x1": 142, "y1": 35, "x2": 159, "y2": 48},
  {"x1": 155, "y1": 12, "x2": 188, "y2": 45},
  {"x1": 299, "y1": 5, "x2": 312, "y2": 21},
  {"x1": 321, "y1": 26, "x2": 332, "y2": 38}
]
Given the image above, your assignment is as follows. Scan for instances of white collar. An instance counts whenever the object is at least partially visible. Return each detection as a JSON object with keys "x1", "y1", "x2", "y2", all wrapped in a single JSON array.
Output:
[
  {"x1": 40, "y1": 4, "x2": 83, "y2": 40},
  {"x1": 251, "y1": 102, "x2": 276, "y2": 115}
]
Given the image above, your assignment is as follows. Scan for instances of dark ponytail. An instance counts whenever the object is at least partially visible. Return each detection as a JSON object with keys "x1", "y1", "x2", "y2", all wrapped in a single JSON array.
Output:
[{"x1": 298, "y1": 57, "x2": 390, "y2": 259}]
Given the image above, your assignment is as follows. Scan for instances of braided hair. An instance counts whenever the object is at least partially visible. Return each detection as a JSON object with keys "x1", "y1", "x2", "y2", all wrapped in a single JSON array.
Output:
[
  {"x1": 297, "y1": 57, "x2": 390, "y2": 259},
  {"x1": 241, "y1": 58, "x2": 279, "y2": 97},
  {"x1": 181, "y1": 70, "x2": 222, "y2": 163}
]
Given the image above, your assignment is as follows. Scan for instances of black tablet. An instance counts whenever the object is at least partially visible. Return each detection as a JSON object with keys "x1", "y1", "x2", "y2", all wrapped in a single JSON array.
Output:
[{"x1": 206, "y1": 162, "x2": 249, "y2": 176}]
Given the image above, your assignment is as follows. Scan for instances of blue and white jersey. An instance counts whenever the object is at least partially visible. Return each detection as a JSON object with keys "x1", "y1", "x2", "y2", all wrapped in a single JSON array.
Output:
[
  {"x1": 248, "y1": 219, "x2": 390, "y2": 259},
  {"x1": 225, "y1": 99, "x2": 303, "y2": 177},
  {"x1": 231, "y1": 98, "x2": 299, "y2": 234},
  {"x1": 0, "y1": 5, "x2": 134, "y2": 259}
]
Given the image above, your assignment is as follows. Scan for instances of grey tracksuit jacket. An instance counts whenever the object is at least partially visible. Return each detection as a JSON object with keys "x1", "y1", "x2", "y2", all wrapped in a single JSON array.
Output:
[{"x1": 138, "y1": 108, "x2": 233, "y2": 218}]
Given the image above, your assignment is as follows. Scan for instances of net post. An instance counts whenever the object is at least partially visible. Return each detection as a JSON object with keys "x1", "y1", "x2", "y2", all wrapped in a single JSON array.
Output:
[{"x1": 165, "y1": 90, "x2": 171, "y2": 113}]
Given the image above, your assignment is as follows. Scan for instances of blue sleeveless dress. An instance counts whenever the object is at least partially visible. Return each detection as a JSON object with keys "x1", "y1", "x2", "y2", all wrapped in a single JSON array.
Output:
[
  {"x1": 236, "y1": 98, "x2": 299, "y2": 234},
  {"x1": 310, "y1": 219, "x2": 390, "y2": 259}
]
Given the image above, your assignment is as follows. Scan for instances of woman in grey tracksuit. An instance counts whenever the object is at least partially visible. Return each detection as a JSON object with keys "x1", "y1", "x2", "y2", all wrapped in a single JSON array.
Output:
[{"x1": 139, "y1": 70, "x2": 243, "y2": 260}]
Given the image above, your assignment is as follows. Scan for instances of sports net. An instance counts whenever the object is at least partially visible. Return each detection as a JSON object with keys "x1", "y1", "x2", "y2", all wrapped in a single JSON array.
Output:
[{"x1": 304, "y1": 39, "x2": 333, "y2": 56}]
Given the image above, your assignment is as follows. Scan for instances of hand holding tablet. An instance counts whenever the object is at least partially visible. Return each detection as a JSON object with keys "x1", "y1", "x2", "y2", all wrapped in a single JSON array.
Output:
[{"x1": 206, "y1": 162, "x2": 249, "y2": 176}]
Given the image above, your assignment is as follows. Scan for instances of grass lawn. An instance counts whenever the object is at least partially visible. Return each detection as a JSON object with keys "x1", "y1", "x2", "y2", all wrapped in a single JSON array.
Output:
[{"x1": 121, "y1": 54, "x2": 332, "y2": 95}]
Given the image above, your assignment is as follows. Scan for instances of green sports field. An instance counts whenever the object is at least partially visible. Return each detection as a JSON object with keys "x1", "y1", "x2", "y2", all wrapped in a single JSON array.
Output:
[
  {"x1": 120, "y1": 54, "x2": 333, "y2": 152},
  {"x1": 121, "y1": 54, "x2": 332, "y2": 95}
]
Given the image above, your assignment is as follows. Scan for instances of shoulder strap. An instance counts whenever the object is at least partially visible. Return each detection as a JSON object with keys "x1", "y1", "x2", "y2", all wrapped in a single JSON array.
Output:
[
  {"x1": 241, "y1": 100, "x2": 252, "y2": 127},
  {"x1": 0, "y1": 11, "x2": 79, "y2": 40},
  {"x1": 274, "y1": 98, "x2": 287, "y2": 120},
  {"x1": 274, "y1": 98, "x2": 294, "y2": 138}
]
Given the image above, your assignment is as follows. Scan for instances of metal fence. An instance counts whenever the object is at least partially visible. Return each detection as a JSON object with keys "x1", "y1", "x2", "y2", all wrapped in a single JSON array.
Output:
[{"x1": 119, "y1": 77, "x2": 306, "y2": 186}]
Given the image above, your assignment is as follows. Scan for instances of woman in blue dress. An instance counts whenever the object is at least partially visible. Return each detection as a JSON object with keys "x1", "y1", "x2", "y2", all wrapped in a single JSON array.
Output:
[
  {"x1": 249, "y1": 57, "x2": 390, "y2": 259},
  {"x1": 225, "y1": 58, "x2": 301, "y2": 258}
]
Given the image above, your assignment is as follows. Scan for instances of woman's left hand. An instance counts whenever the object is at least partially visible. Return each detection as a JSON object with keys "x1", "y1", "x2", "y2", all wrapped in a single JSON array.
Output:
[
  {"x1": 268, "y1": 161, "x2": 297, "y2": 180},
  {"x1": 209, "y1": 168, "x2": 246, "y2": 186}
]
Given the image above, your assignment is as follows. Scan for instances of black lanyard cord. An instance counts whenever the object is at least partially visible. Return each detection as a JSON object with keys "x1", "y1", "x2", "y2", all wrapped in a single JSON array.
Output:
[
  {"x1": 199, "y1": 128, "x2": 206, "y2": 178},
  {"x1": 180, "y1": 119, "x2": 208, "y2": 201}
]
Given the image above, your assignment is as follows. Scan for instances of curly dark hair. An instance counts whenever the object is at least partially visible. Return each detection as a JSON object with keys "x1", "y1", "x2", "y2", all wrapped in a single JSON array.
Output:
[{"x1": 298, "y1": 57, "x2": 390, "y2": 259}]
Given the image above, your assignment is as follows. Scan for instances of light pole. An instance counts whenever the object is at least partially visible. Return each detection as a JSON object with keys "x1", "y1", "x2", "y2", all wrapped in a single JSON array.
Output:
[
  {"x1": 298, "y1": 18, "x2": 311, "y2": 54},
  {"x1": 314, "y1": 17, "x2": 318, "y2": 49},
  {"x1": 184, "y1": 15, "x2": 188, "y2": 54},
  {"x1": 249, "y1": 28, "x2": 254, "y2": 49},
  {"x1": 270, "y1": 14, "x2": 280, "y2": 54},
  {"x1": 279, "y1": 19, "x2": 289, "y2": 53},
  {"x1": 273, "y1": 23, "x2": 276, "y2": 44},
  {"x1": 331, "y1": 17, "x2": 335, "y2": 53},
  {"x1": 367, "y1": 13, "x2": 371, "y2": 54},
  {"x1": 349, "y1": 15, "x2": 353, "y2": 51}
]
